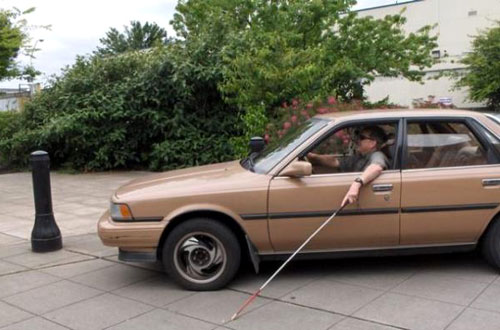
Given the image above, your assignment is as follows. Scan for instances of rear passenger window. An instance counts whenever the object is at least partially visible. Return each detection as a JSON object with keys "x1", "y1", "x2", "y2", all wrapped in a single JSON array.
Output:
[{"x1": 405, "y1": 122, "x2": 488, "y2": 169}]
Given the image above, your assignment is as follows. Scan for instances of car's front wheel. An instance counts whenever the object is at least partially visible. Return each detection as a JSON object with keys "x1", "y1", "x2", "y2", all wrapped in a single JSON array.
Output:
[{"x1": 162, "y1": 218, "x2": 241, "y2": 290}]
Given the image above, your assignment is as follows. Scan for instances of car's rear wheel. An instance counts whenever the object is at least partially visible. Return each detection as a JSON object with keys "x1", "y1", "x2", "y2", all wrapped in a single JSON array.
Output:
[
  {"x1": 162, "y1": 218, "x2": 241, "y2": 290},
  {"x1": 482, "y1": 217, "x2": 500, "y2": 269}
]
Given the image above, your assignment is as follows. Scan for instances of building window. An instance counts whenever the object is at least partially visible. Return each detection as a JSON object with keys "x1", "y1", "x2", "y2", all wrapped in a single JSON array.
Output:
[
  {"x1": 468, "y1": 10, "x2": 477, "y2": 16},
  {"x1": 432, "y1": 50, "x2": 441, "y2": 59}
]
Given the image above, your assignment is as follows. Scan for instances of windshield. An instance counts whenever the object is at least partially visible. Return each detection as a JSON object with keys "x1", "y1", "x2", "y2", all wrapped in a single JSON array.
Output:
[{"x1": 252, "y1": 118, "x2": 328, "y2": 174}]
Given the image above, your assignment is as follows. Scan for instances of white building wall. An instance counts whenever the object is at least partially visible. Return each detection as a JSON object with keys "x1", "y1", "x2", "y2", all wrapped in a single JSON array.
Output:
[
  {"x1": 0, "y1": 97, "x2": 21, "y2": 111},
  {"x1": 357, "y1": 0, "x2": 500, "y2": 108}
]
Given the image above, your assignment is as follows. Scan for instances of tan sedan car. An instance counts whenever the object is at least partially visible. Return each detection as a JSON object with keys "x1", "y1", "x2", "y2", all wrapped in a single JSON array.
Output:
[{"x1": 98, "y1": 109, "x2": 500, "y2": 290}]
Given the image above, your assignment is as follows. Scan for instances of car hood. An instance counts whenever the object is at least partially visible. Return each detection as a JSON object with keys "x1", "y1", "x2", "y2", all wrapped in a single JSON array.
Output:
[{"x1": 114, "y1": 160, "x2": 256, "y2": 201}]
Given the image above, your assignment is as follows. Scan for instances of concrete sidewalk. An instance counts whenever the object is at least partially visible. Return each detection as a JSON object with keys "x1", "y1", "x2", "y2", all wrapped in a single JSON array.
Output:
[{"x1": 1, "y1": 171, "x2": 500, "y2": 330}]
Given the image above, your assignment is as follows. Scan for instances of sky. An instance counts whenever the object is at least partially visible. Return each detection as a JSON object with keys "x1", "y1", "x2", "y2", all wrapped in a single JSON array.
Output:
[{"x1": 0, "y1": 0, "x2": 412, "y2": 89}]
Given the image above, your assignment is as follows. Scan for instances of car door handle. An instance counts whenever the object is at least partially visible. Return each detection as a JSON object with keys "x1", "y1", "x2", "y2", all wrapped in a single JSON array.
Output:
[
  {"x1": 482, "y1": 179, "x2": 500, "y2": 187},
  {"x1": 372, "y1": 184, "x2": 393, "y2": 192}
]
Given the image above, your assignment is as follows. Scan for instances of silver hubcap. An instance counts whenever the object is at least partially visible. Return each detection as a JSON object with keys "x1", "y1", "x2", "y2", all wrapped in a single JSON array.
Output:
[{"x1": 173, "y1": 232, "x2": 226, "y2": 284}]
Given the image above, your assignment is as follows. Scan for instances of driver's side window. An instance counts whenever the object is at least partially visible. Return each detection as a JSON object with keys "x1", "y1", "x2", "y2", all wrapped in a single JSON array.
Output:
[{"x1": 307, "y1": 123, "x2": 397, "y2": 174}]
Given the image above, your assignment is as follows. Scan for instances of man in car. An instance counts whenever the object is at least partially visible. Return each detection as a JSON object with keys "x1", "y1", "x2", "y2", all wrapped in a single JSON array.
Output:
[{"x1": 306, "y1": 126, "x2": 389, "y2": 207}]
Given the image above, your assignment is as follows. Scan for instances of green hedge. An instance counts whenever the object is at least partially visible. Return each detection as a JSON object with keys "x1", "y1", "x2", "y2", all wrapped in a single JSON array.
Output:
[{"x1": 0, "y1": 47, "x2": 242, "y2": 171}]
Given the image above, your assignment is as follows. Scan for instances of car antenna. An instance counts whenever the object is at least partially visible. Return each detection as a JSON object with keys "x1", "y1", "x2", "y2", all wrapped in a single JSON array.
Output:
[{"x1": 228, "y1": 200, "x2": 350, "y2": 322}]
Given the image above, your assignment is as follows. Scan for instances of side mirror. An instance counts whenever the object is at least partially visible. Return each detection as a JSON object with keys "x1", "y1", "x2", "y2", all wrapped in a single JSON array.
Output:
[
  {"x1": 249, "y1": 137, "x2": 265, "y2": 154},
  {"x1": 280, "y1": 160, "x2": 312, "y2": 178}
]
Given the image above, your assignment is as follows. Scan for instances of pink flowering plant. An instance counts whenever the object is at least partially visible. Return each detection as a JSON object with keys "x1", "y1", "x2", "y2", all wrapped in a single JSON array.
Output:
[
  {"x1": 263, "y1": 96, "x2": 404, "y2": 144},
  {"x1": 265, "y1": 96, "x2": 338, "y2": 144}
]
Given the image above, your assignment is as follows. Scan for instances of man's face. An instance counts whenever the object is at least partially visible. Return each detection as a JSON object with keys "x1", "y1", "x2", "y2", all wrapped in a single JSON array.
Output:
[{"x1": 356, "y1": 130, "x2": 378, "y2": 155}]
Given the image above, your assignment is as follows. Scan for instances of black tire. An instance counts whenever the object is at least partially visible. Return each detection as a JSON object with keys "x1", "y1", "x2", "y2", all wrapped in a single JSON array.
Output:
[
  {"x1": 482, "y1": 218, "x2": 500, "y2": 269},
  {"x1": 162, "y1": 218, "x2": 241, "y2": 290}
]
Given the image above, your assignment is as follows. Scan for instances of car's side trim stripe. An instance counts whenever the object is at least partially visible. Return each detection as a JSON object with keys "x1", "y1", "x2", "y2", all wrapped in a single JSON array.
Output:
[
  {"x1": 240, "y1": 213, "x2": 268, "y2": 220},
  {"x1": 113, "y1": 217, "x2": 164, "y2": 223},
  {"x1": 401, "y1": 203, "x2": 499, "y2": 213},
  {"x1": 240, "y1": 208, "x2": 399, "y2": 220},
  {"x1": 240, "y1": 203, "x2": 500, "y2": 220}
]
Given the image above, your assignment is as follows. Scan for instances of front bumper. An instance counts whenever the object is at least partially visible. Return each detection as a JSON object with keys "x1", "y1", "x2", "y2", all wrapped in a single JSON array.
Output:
[{"x1": 97, "y1": 210, "x2": 165, "y2": 249}]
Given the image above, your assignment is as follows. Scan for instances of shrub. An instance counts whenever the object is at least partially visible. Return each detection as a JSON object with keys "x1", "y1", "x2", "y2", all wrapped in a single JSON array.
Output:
[
  {"x1": 0, "y1": 110, "x2": 22, "y2": 168},
  {"x1": 0, "y1": 47, "x2": 241, "y2": 171}
]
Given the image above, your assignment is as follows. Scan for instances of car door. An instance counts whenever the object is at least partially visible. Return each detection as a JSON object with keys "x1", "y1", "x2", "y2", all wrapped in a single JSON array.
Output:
[
  {"x1": 267, "y1": 119, "x2": 402, "y2": 252},
  {"x1": 400, "y1": 117, "x2": 500, "y2": 245}
]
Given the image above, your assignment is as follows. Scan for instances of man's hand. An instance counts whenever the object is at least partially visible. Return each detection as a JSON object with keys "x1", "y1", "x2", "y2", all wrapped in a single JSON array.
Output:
[
  {"x1": 304, "y1": 152, "x2": 316, "y2": 164},
  {"x1": 306, "y1": 152, "x2": 339, "y2": 168},
  {"x1": 341, "y1": 182, "x2": 361, "y2": 207}
]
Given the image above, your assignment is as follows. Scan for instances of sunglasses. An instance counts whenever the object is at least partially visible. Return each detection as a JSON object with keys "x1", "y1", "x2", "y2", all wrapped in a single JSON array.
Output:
[{"x1": 356, "y1": 134, "x2": 374, "y2": 142}]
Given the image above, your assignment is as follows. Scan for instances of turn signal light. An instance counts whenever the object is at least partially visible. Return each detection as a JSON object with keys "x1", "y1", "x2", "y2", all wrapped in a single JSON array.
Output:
[{"x1": 110, "y1": 203, "x2": 134, "y2": 221}]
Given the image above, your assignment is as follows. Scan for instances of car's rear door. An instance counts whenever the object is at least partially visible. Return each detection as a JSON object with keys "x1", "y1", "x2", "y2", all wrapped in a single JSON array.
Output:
[
  {"x1": 267, "y1": 119, "x2": 403, "y2": 252},
  {"x1": 400, "y1": 117, "x2": 500, "y2": 245}
]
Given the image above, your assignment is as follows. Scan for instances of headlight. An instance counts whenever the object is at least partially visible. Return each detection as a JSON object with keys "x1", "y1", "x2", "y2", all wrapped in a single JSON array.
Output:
[{"x1": 110, "y1": 203, "x2": 134, "y2": 221}]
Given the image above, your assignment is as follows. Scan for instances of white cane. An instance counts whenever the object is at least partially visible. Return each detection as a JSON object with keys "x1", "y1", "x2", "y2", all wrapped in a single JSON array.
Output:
[{"x1": 229, "y1": 201, "x2": 349, "y2": 321}]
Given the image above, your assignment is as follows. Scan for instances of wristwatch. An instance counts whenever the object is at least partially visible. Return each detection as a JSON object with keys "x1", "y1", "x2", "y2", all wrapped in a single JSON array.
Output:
[{"x1": 354, "y1": 177, "x2": 364, "y2": 186}]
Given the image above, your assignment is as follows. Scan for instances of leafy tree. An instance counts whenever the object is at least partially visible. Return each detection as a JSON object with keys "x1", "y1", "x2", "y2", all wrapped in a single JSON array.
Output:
[
  {"x1": 172, "y1": 0, "x2": 438, "y2": 153},
  {"x1": 455, "y1": 21, "x2": 500, "y2": 110},
  {"x1": 95, "y1": 21, "x2": 169, "y2": 56},
  {"x1": 0, "y1": 7, "x2": 36, "y2": 81}
]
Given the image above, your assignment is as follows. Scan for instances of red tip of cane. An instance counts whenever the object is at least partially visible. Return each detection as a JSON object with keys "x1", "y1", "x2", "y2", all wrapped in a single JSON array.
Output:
[{"x1": 230, "y1": 289, "x2": 261, "y2": 321}]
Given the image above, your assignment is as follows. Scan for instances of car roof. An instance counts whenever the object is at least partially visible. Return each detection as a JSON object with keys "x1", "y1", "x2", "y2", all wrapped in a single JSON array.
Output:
[{"x1": 316, "y1": 109, "x2": 485, "y2": 122}]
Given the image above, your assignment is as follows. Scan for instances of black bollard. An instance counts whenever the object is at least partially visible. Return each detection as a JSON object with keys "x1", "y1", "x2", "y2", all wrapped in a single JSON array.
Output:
[{"x1": 30, "y1": 151, "x2": 62, "y2": 252}]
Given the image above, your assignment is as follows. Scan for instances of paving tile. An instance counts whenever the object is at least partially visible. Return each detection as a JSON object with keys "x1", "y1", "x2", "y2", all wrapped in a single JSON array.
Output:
[
  {"x1": 329, "y1": 317, "x2": 400, "y2": 330},
  {"x1": 4, "y1": 280, "x2": 103, "y2": 314},
  {"x1": 282, "y1": 279, "x2": 383, "y2": 315},
  {"x1": 60, "y1": 227, "x2": 97, "y2": 237},
  {"x1": 354, "y1": 292, "x2": 464, "y2": 330},
  {"x1": 391, "y1": 273, "x2": 487, "y2": 305},
  {"x1": 113, "y1": 276, "x2": 194, "y2": 307},
  {"x1": 0, "y1": 301, "x2": 33, "y2": 328},
  {"x1": 1, "y1": 317, "x2": 68, "y2": 330},
  {"x1": 4, "y1": 249, "x2": 93, "y2": 269},
  {"x1": 0, "y1": 242, "x2": 31, "y2": 259},
  {"x1": 53, "y1": 202, "x2": 92, "y2": 214},
  {"x1": 107, "y1": 308, "x2": 215, "y2": 330},
  {"x1": 447, "y1": 308, "x2": 500, "y2": 330},
  {"x1": 229, "y1": 269, "x2": 320, "y2": 299},
  {"x1": 471, "y1": 283, "x2": 500, "y2": 313},
  {"x1": 419, "y1": 255, "x2": 499, "y2": 284},
  {"x1": 62, "y1": 233, "x2": 117, "y2": 257},
  {"x1": 57, "y1": 206, "x2": 104, "y2": 217},
  {"x1": 0, "y1": 202, "x2": 33, "y2": 215},
  {"x1": 0, "y1": 270, "x2": 60, "y2": 298},
  {"x1": 44, "y1": 293, "x2": 153, "y2": 330},
  {"x1": 166, "y1": 290, "x2": 269, "y2": 324},
  {"x1": 40, "y1": 258, "x2": 115, "y2": 278},
  {"x1": 321, "y1": 264, "x2": 415, "y2": 291},
  {"x1": 56, "y1": 217, "x2": 94, "y2": 229},
  {"x1": 0, "y1": 259, "x2": 27, "y2": 275},
  {"x1": 2, "y1": 227, "x2": 31, "y2": 240},
  {"x1": 70, "y1": 263, "x2": 157, "y2": 291},
  {"x1": 3, "y1": 208, "x2": 36, "y2": 219},
  {"x1": 0, "y1": 233, "x2": 25, "y2": 246},
  {"x1": 0, "y1": 217, "x2": 32, "y2": 232},
  {"x1": 228, "y1": 300, "x2": 342, "y2": 330},
  {"x1": 104, "y1": 255, "x2": 163, "y2": 271}
]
